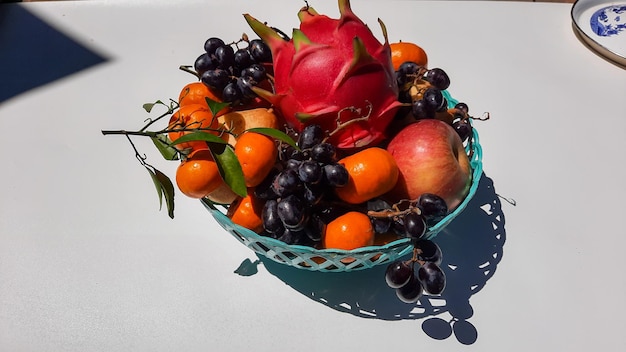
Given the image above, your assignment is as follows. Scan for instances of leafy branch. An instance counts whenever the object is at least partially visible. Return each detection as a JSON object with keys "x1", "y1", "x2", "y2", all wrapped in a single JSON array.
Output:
[
  {"x1": 102, "y1": 97, "x2": 298, "y2": 219},
  {"x1": 123, "y1": 133, "x2": 176, "y2": 219}
]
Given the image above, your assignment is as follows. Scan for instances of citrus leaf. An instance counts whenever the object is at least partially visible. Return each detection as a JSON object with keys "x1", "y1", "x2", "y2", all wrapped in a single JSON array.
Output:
[
  {"x1": 146, "y1": 166, "x2": 175, "y2": 218},
  {"x1": 146, "y1": 168, "x2": 164, "y2": 209},
  {"x1": 245, "y1": 127, "x2": 298, "y2": 149},
  {"x1": 151, "y1": 135, "x2": 179, "y2": 161},
  {"x1": 206, "y1": 97, "x2": 230, "y2": 117},
  {"x1": 208, "y1": 142, "x2": 247, "y2": 197},
  {"x1": 154, "y1": 168, "x2": 175, "y2": 219},
  {"x1": 170, "y1": 131, "x2": 227, "y2": 146},
  {"x1": 143, "y1": 100, "x2": 164, "y2": 113}
]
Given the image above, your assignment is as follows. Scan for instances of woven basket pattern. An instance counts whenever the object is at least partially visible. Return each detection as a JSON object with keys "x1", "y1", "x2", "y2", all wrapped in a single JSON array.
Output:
[{"x1": 203, "y1": 93, "x2": 484, "y2": 272}]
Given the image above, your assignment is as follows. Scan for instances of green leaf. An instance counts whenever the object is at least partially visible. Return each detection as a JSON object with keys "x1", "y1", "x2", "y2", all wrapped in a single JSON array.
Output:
[
  {"x1": 143, "y1": 100, "x2": 164, "y2": 113},
  {"x1": 146, "y1": 166, "x2": 176, "y2": 219},
  {"x1": 170, "y1": 131, "x2": 227, "y2": 146},
  {"x1": 151, "y1": 135, "x2": 179, "y2": 161},
  {"x1": 205, "y1": 97, "x2": 230, "y2": 117},
  {"x1": 208, "y1": 142, "x2": 247, "y2": 197},
  {"x1": 146, "y1": 168, "x2": 164, "y2": 209},
  {"x1": 245, "y1": 127, "x2": 299, "y2": 149},
  {"x1": 155, "y1": 168, "x2": 176, "y2": 219}
]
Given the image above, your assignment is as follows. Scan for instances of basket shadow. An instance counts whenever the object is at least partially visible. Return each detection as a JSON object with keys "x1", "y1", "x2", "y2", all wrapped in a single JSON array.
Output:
[{"x1": 257, "y1": 172, "x2": 506, "y2": 340}]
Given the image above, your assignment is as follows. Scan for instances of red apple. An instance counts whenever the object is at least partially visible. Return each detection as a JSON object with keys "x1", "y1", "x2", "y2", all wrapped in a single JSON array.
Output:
[{"x1": 385, "y1": 119, "x2": 471, "y2": 211}]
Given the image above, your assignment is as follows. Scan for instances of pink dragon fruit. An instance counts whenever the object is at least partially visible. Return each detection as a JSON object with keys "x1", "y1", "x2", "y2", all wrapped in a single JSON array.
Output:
[{"x1": 244, "y1": 0, "x2": 402, "y2": 149}]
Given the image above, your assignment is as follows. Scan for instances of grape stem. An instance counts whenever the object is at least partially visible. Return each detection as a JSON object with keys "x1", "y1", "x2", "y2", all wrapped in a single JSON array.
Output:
[
  {"x1": 407, "y1": 247, "x2": 426, "y2": 266},
  {"x1": 366, "y1": 198, "x2": 423, "y2": 219},
  {"x1": 367, "y1": 206, "x2": 421, "y2": 219},
  {"x1": 179, "y1": 65, "x2": 200, "y2": 79},
  {"x1": 497, "y1": 193, "x2": 517, "y2": 206},
  {"x1": 323, "y1": 101, "x2": 373, "y2": 143},
  {"x1": 471, "y1": 112, "x2": 490, "y2": 121},
  {"x1": 406, "y1": 79, "x2": 429, "y2": 100}
]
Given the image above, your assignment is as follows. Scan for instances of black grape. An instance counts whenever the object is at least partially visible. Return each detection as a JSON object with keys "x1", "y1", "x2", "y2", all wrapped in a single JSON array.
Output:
[
  {"x1": 418, "y1": 262, "x2": 446, "y2": 295},
  {"x1": 385, "y1": 260, "x2": 413, "y2": 288}
]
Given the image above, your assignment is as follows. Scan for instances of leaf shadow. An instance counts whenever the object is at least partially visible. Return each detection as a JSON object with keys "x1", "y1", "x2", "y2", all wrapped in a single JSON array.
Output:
[{"x1": 255, "y1": 172, "x2": 507, "y2": 344}]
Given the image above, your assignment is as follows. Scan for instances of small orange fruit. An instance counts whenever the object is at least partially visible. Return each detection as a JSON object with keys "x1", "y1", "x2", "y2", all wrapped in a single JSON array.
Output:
[
  {"x1": 168, "y1": 103, "x2": 221, "y2": 152},
  {"x1": 178, "y1": 81, "x2": 230, "y2": 114},
  {"x1": 234, "y1": 131, "x2": 278, "y2": 188},
  {"x1": 322, "y1": 212, "x2": 375, "y2": 250},
  {"x1": 335, "y1": 147, "x2": 399, "y2": 204},
  {"x1": 175, "y1": 149, "x2": 223, "y2": 198},
  {"x1": 390, "y1": 41, "x2": 428, "y2": 71},
  {"x1": 227, "y1": 192, "x2": 264, "y2": 233}
]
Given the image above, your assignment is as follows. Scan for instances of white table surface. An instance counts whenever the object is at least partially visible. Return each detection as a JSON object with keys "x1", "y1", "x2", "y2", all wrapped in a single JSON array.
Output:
[{"x1": 1, "y1": 0, "x2": 626, "y2": 351}]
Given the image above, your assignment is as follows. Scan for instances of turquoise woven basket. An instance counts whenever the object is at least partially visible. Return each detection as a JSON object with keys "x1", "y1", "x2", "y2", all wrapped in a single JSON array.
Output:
[{"x1": 202, "y1": 93, "x2": 483, "y2": 272}]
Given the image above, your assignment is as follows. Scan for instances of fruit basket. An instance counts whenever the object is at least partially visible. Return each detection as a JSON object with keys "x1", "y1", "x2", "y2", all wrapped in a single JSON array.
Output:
[
  {"x1": 103, "y1": 0, "x2": 488, "y2": 300},
  {"x1": 203, "y1": 96, "x2": 483, "y2": 272}
]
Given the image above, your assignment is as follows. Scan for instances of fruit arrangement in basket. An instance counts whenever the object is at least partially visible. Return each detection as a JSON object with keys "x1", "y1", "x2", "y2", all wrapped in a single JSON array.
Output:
[{"x1": 103, "y1": 0, "x2": 485, "y2": 304}]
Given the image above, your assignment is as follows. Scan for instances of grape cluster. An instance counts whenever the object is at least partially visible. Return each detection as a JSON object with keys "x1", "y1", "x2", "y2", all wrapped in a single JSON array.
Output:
[
  {"x1": 370, "y1": 194, "x2": 449, "y2": 303},
  {"x1": 395, "y1": 61, "x2": 474, "y2": 143},
  {"x1": 397, "y1": 63, "x2": 450, "y2": 119},
  {"x1": 367, "y1": 193, "x2": 448, "y2": 242},
  {"x1": 255, "y1": 124, "x2": 350, "y2": 245},
  {"x1": 193, "y1": 36, "x2": 272, "y2": 105},
  {"x1": 451, "y1": 102, "x2": 473, "y2": 143},
  {"x1": 385, "y1": 239, "x2": 446, "y2": 303}
]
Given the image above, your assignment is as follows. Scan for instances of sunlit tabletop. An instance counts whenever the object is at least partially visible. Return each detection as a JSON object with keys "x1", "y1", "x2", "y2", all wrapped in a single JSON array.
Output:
[{"x1": 1, "y1": 0, "x2": 626, "y2": 350}]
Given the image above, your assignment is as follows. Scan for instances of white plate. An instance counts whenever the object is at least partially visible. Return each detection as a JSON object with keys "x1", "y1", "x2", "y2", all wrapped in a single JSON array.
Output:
[{"x1": 571, "y1": 0, "x2": 626, "y2": 67}]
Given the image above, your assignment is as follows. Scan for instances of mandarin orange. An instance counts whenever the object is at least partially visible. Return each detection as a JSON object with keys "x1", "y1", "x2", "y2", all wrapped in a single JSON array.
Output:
[
  {"x1": 322, "y1": 212, "x2": 375, "y2": 250},
  {"x1": 168, "y1": 104, "x2": 221, "y2": 152},
  {"x1": 390, "y1": 41, "x2": 428, "y2": 71},
  {"x1": 234, "y1": 131, "x2": 278, "y2": 188},
  {"x1": 227, "y1": 193, "x2": 265, "y2": 233},
  {"x1": 335, "y1": 147, "x2": 399, "y2": 204},
  {"x1": 175, "y1": 149, "x2": 223, "y2": 198},
  {"x1": 178, "y1": 81, "x2": 230, "y2": 114}
]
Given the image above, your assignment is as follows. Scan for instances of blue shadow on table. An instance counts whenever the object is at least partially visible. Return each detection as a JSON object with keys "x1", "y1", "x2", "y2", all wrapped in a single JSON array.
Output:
[
  {"x1": 0, "y1": 4, "x2": 108, "y2": 103},
  {"x1": 254, "y1": 172, "x2": 507, "y2": 344}
]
